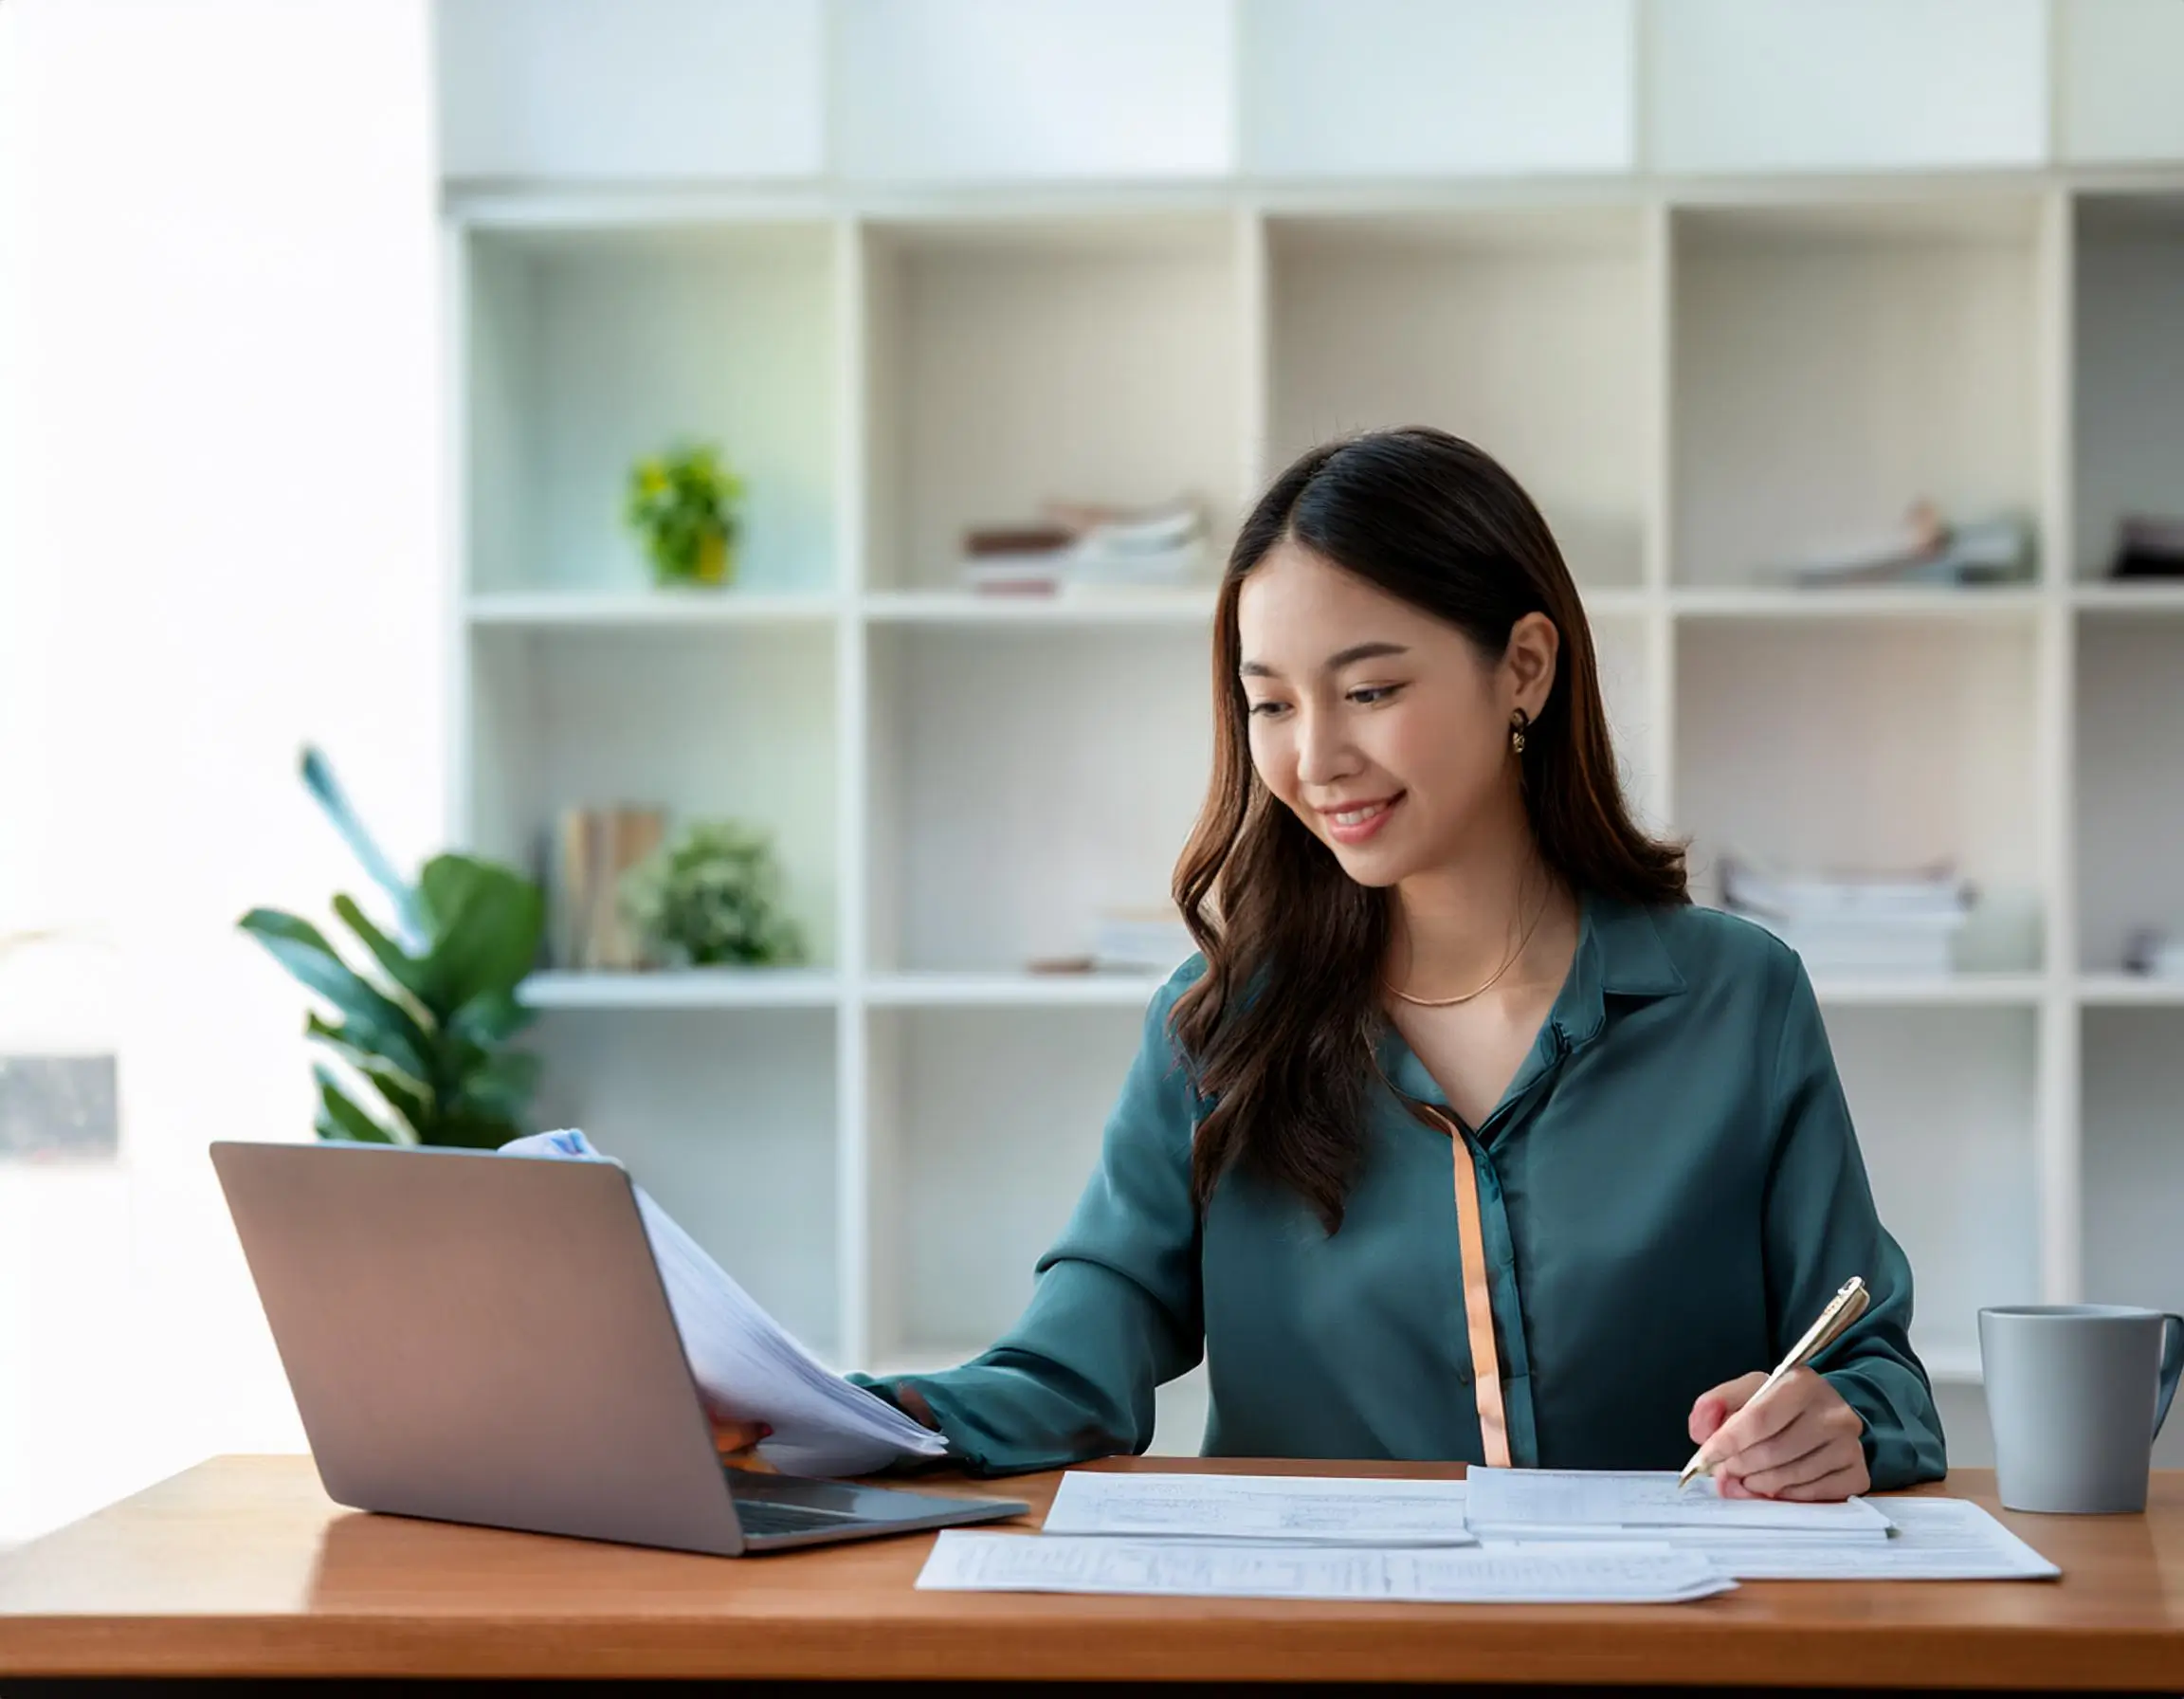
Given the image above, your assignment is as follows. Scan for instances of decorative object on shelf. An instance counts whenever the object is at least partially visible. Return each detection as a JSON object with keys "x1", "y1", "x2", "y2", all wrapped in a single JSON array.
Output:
[
  {"x1": 1760, "y1": 502, "x2": 2034, "y2": 589},
  {"x1": 625, "y1": 440, "x2": 745, "y2": 588},
  {"x1": 1719, "y1": 857, "x2": 1972, "y2": 979},
  {"x1": 2122, "y1": 925, "x2": 2184, "y2": 980},
  {"x1": 2109, "y1": 515, "x2": 2184, "y2": 580},
  {"x1": 552, "y1": 805, "x2": 665, "y2": 971},
  {"x1": 240, "y1": 747, "x2": 546, "y2": 1148},
  {"x1": 619, "y1": 818, "x2": 807, "y2": 969},
  {"x1": 961, "y1": 496, "x2": 1208, "y2": 597}
]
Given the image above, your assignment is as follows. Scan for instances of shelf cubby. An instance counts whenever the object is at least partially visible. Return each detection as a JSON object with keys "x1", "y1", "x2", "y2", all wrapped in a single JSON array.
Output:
[
  {"x1": 1673, "y1": 614, "x2": 2045, "y2": 973},
  {"x1": 860, "y1": 213, "x2": 1248, "y2": 594},
  {"x1": 1266, "y1": 206, "x2": 1649, "y2": 590},
  {"x1": 2072, "y1": 192, "x2": 2184, "y2": 583},
  {"x1": 2074, "y1": 617, "x2": 2184, "y2": 976},
  {"x1": 864, "y1": 622, "x2": 1208, "y2": 977},
  {"x1": 2080, "y1": 1006, "x2": 2184, "y2": 1467},
  {"x1": 1670, "y1": 197, "x2": 2044, "y2": 589},
  {"x1": 528, "y1": 1007, "x2": 839, "y2": 1358},
  {"x1": 1827, "y1": 1005, "x2": 2042, "y2": 1375},
  {"x1": 466, "y1": 623, "x2": 838, "y2": 968},
  {"x1": 464, "y1": 221, "x2": 840, "y2": 597}
]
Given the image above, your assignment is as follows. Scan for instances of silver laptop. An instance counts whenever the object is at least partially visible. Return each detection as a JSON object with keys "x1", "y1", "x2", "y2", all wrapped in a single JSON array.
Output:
[{"x1": 209, "y1": 1139, "x2": 1028, "y2": 1555}]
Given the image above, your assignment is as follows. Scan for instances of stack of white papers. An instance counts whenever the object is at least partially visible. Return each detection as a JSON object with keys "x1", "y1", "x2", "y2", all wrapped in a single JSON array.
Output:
[
  {"x1": 500, "y1": 1130, "x2": 947, "y2": 1477},
  {"x1": 1465, "y1": 1469, "x2": 1894, "y2": 1548},
  {"x1": 918, "y1": 1531, "x2": 1736, "y2": 1603},
  {"x1": 1043, "y1": 1472, "x2": 1473, "y2": 1544},
  {"x1": 1014, "y1": 1471, "x2": 2060, "y2": 1590}
]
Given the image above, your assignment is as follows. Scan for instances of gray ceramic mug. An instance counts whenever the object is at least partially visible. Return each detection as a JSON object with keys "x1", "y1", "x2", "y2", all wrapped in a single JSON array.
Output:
[{"x1": 1978, "y1": 1305, "x2": 2184, "y2": 1513}]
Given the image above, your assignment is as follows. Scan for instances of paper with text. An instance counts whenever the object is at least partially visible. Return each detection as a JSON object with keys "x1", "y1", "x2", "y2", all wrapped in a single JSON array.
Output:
[
  {"x1": 1691, "y1": 1497, "x2": 2060, "y2": 1580},
  {"x1": 1043, "y1": 1471, "x2": 1474, "y2": 1544},
  {"x1": 917, "y1": 1531, "x2": 1736, "y2": 1602},
  {"x1": 1465, "y1": 1469, "x2": 1892, "y2": 1544}
]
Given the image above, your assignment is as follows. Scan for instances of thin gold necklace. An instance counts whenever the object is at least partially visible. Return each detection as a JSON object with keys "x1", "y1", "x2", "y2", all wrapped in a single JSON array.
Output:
[{"x1": 1384, "y1": 878, "x2": 1553, "y2": 1009}]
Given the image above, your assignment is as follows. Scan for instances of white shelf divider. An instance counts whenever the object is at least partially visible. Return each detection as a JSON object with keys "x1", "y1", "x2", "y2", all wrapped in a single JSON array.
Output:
[
  {"x1": 835, "y1": 212, "x2": 877, "y2": 1373},
  {"x1": 864, "y1": 972, "x2": 1170, "y2": 1011},
  {"x1": 2070, "y1": 582, "x2": 2184, "y2": 613},
  {"x1": 1668, "y1": 586, "x2": 2044, "y2": 620},
  {"x1": 860, "y1": 589, "x2": 1216, "y2": 627},
  {"x1": 2035, "y1": 186, "x2": 2083, "y2": 1307},
  {"x1": 1811, "y1": 976, "x2": 2047, "y2": 1009},
  {"x1": 466, "y1": 590, "x2": 843, "y2": 628},
  {"x1": 520, "y1": 969, "x2": 840, "y2": 1010},
  {"x1": 2077, "y1": 976, "x2": 2184, "y2": 1008}
]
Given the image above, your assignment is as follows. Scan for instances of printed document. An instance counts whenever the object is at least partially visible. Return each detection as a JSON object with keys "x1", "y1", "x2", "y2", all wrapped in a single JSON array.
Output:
[
  {"x1": 1690, "y1": 1497, "x2": 2060, "y2": 1580},
  {"x1": 1465, "y1": 1469, "x2": 1893, "y2": 1544},
  {"x1": 1043, "y1": 1471, "x2": 1474, "y2": 1544},
  {"x1": 918, "y1": 1531, "x2": 1736, "y2": 1603},
  {"x1": 500, "y1": 1129, "x2": 947, "y2": 1477}
]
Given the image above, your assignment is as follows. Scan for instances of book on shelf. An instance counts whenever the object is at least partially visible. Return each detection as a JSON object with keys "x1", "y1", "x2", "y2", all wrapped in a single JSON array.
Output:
[
  {"x1": 1719, "y1": 857, "x2": 1972, "y2": 980},
  {"x1": 549, "y1": 805, "x2": 664, "y2": 972},
  {"x1": 960, "y1": 496, "x2": 1209, "y2": 597},
  {"x1": 1023, "y1": 906, "x2": 1199, "y2": 977}
]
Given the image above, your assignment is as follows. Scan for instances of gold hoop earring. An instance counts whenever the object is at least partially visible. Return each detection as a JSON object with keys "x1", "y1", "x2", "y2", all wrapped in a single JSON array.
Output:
[{"x1": 1509, "y1": 707, "x2": 1529, "y2": 758}]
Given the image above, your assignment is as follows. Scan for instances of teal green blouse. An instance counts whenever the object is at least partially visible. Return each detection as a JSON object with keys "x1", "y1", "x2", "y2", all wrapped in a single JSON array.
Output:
[{"x1": 862, "y1": 897, "x2": 1947, "y2": 1489}]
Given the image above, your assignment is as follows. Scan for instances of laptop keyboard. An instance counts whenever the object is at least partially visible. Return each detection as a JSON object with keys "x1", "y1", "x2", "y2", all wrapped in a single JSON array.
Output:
[{"x1": 730, "y1": 1497, "x2": 863, "y2": 1537}]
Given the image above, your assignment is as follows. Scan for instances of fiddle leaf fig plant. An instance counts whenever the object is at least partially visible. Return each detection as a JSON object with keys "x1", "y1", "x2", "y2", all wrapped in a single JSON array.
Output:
[{"x1": 240, "y1": 747, "x2": 546, "y2": 1148}]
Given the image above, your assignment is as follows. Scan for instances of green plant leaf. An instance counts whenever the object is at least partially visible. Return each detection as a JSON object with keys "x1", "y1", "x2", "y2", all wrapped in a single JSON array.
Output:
[
  {"x1": 429, "y1": 1108, "x2": 522, "y2": 1150},
  {"x1": 314, "y1": 1064, "x2": 399, "y2": 1144},
  {"x1": 333, "y1": 893, "x2": 431, "y2": 1005},
  {"x1": 300, "y1": 746, "x2": 428, "y2": 949},
  {"x1": 364, "y1": 1069, "x2": 432, "y2": 1140},
  {"x1": 447, "y1": 988, "x2": 534, "y2": 1050},
  {"x1": 454, "y1": 1049, "x2": 541, "y2": 1121},
  {"x1": 242, "y1": 908, "x2": 433, "y2": 1080},
  {"x1": 306, "y1": 1016, "x2": 434, "y2": 1138},
  {"x1": 418, "y1": 855, "x2": 544, "y2": 1012}
]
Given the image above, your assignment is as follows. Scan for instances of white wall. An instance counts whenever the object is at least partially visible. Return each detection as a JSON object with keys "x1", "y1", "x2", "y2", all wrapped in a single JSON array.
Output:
[{"x1": 0, "y1": 0, "x2": 445, "y2": 1544}]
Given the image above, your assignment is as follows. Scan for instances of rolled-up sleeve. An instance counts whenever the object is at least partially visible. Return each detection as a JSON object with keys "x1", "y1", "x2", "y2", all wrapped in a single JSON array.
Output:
[
  {"x1": 850, "y1": 967, "x2": 1208, "y2": 1476},
  {"x1": 1761, "y1": 953, "x2": 1949, "y2": 1489}
]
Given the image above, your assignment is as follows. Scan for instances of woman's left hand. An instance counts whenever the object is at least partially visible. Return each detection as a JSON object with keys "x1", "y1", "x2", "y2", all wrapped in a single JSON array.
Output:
[{"x1": 1687, "y1": 1367, "x2": 1868, "y2": 1501}]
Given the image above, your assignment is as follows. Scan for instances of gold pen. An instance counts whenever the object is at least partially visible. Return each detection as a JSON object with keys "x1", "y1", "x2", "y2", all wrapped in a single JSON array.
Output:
[{"x1": 1677, "y1": 1275, "x2": 1870, "y2": 1490}]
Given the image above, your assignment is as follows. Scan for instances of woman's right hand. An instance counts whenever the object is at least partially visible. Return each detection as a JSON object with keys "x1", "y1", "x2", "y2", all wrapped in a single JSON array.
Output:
[{"x1": 712, "y1": 1418, "x2": 774, "y2": 1471}]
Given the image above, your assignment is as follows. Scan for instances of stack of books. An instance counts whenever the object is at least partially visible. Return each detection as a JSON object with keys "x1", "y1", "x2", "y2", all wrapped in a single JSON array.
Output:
[
  {"x1": 1091, "y1": 906, "x2": 1198, "y2": 976},
  {"x1": 962, "y1": 498, "x2": 1207, "y2": 597},
  {"x1": 1720, "y1": 859, "x2": 1971, "y2": 979}
]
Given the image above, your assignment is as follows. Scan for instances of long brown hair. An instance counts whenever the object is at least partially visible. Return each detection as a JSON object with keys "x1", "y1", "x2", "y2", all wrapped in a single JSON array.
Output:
[{"x1": 1171, "y1": 428, "x2": 1686, "y2": 1231}]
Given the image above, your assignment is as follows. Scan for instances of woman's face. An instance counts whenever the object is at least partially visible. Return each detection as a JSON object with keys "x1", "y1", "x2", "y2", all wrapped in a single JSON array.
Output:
[{"x1": 1235, "y1": 539, "x2": 1555, "y2": 888}]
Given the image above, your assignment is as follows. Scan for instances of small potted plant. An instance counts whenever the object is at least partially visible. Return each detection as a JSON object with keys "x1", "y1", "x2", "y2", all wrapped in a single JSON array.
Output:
[
  {"x1": 619, "y1": 819, "x2": 807, "y2": 969},
  {"x1": 625, "y1": 441, "x2": 745, "y2": 589}
]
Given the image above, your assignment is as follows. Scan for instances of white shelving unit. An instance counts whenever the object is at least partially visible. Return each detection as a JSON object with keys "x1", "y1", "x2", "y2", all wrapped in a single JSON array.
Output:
[{"x1": 439, "y1": 0, "x2": 2184, "y2": 1458}]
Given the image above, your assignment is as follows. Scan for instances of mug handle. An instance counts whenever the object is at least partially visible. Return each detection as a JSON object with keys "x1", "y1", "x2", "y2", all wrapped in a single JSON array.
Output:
[{"x1": 2157, "y1": 1315, "x2": 2184, "y2": 1441}]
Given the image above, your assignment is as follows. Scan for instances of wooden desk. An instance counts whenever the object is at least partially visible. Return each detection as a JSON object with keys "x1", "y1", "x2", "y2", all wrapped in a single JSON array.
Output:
[{"x1": 3, "y1": 1455, "x2": 2183, "y2": 1690}]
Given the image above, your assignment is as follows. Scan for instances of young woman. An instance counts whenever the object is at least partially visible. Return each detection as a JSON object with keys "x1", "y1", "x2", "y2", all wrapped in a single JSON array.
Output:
[{"x1": 731, "y1": 428, "x2": 1947, "y2": 1499}]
